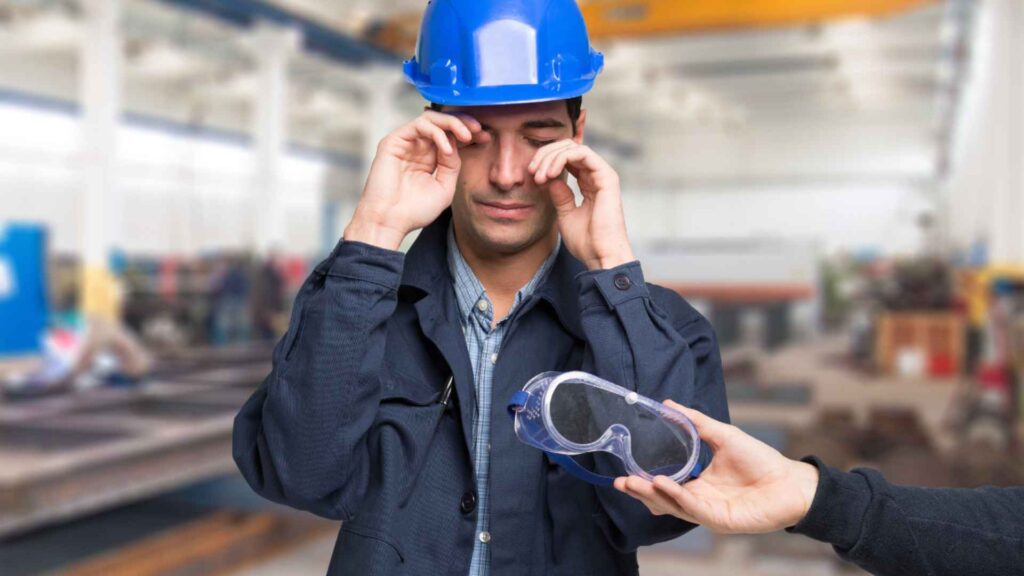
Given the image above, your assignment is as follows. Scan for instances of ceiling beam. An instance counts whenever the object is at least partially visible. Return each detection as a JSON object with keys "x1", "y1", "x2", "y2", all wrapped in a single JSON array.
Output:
[{"x1": 580, "y1": 0, "x2": 940, "y2": 39}]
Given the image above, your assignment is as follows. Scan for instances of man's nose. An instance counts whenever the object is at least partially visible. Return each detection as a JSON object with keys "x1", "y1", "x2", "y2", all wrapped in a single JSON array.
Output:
[{"x1": 489, "y1": 137, "x2": 527, "y2": 192}]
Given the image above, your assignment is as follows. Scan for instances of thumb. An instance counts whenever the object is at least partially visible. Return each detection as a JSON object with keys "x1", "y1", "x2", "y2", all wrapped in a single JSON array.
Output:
[
  {"x1": 664, "y1": 400, "x2": 730, "y2": 450},
  {"x1": 548, "y1": 178, "x2": 577, "y2": 217}
]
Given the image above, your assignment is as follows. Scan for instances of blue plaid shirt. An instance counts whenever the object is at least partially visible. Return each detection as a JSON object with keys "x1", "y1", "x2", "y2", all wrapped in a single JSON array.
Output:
[{"x1": 447, "y1": 225, "x2": 559, "y2": 576}]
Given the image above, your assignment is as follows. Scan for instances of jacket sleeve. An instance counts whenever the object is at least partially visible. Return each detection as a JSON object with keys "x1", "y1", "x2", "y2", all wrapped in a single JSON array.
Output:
[
  {"x1": 576, "y1": 260, "x2": 730, "y2": 551},
  {"x1": 789, "y1": 457, "x2": 1024, "y2": 576},
  {"x1": 232, "y1": 240, "x2": 405, "y2": 521}
]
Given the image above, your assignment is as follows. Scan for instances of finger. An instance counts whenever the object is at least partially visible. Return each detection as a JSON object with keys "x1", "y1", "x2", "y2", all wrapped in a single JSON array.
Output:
[
  {"x1": 537, "y1": 147, "x2": 567, "y2": 184},
  {"x1": 422, "y1": 109, "x2": 478, "y2": 136},
  {"x1": 652, "y1": 476, "x2": 703, "y2": 525},
  {"x1": 459, "y1": 129, "x2": 493, "y2": 149},
  {"x1": 541, "y1": 146, "x2": 610, "y2": 194},
  {"x1": 413, "y1": 121, "x2": 454, "y2": 156},
  {"x1": 435, "y1": 134, "x2": 461, "y2": 190},
  {"x1": 664, "y1": 400, "x2": 731, "y2": 450},
  {"x1": 421, "y1": 111, "x2": 475, "y2": 142},
  {"x1": 528, "y1": 140, "x2": 571, "y2": 172},
  {"x1": 622, "y1": 476, "x2": 681, "y2": 516},
  {"x1": 529, "y1": 140, "x2": 574, "y2": 176},
  {"x1": 616, "y1": 477, "x2": 667, "y2": 515},
  {"x1": 548, "y1": 178, "x2": 577, "y2": 215},
  {"x1": 559, "y1": 145, "x2": 608, "y2": 177},
  {"x1": 535, "y1": 142, "x2": 577, "y2": 184},
  {"x1": 443, "y1": 111, "x2": 483, "y2": 133},
  {"x1": 545, "y1": 147, "x2": 578, "y2": 182}
]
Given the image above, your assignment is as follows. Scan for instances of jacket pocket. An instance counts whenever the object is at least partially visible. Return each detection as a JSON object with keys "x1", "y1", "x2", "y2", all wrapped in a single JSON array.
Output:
[
  {"x1": 380, "y1": 368, "x2": 449, "y2": 407},
  {"x1": 329, "y1": 523, "x2": 404, "y2": 575}
]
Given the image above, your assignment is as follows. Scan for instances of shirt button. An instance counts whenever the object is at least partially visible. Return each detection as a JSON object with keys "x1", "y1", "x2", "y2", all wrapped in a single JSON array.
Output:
[
  {"x1": 613, "y1": 273, "x2": 632, "y2": 291},
  {"x1": 479, "y1": 531, "x2": 491, "y2": 543},
  {"x1": 477, "y1": 300, "x2": 489, "y2": 312},
  {"x1": 490, "y1": 353, "x2": 498, "y2": 364}
]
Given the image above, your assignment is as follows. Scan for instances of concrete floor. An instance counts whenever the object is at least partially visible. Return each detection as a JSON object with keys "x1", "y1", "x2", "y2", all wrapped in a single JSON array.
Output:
[{"x1": 230, "y1": 530, "x2": 865, "y2": 576}]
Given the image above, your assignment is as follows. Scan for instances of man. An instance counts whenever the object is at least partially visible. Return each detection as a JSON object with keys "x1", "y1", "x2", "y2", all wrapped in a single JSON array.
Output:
[
  {"x1": 232, "y1": 1, "x2": 728, "y2": 574},
  {"x1": 250, "y1": 250, "x2": 287, "y2": 342},
  {"x1": 616, "y1": 402, "x2": 1024, "y2": 576}
]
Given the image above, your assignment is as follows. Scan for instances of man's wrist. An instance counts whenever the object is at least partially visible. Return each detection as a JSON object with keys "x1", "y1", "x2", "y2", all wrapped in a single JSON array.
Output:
[
  {"x1": 343, "y1": 213, "x2": 407, "y2": 251},
  {"x1": 789, "y1": 460, "x2": 820, "y2": 527},
  {"x1": 593, "y1": 250, "x2": 636, "y2": 271}
]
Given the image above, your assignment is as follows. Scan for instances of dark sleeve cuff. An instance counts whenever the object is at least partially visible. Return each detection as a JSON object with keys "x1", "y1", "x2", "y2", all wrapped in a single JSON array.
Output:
[
  {"x1": 787, "y1": 456, "x2": 871, "y2": 550},
  {"x1": 575, "y1": 261, "x2": 650, "y2": 310},
  {"x1": 321, "y1": 240, "x2": 405, "y2": 290}
]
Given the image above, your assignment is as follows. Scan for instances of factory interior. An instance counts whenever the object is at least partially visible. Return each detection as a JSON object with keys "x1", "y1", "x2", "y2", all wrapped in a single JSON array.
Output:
[{"x1": 1, "y1": 0, "x2": 1023, "y2": 574}]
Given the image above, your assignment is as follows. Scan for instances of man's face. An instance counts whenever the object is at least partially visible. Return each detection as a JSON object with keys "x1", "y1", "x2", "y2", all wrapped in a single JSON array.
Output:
[{"x1": 445, "y1": 101, "x2": 585, "y2": 256}]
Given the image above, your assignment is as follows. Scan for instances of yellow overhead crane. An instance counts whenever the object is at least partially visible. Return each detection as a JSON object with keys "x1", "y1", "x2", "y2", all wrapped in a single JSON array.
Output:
[
  {"x1": 364, "y1": 0, "x2": 938, "y2": 56},
  {"x1": 579, "y1": 0, "x2": 938, "y2": 39}
]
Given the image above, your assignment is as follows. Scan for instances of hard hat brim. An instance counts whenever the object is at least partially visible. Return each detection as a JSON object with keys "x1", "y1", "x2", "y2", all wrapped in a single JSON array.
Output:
[{"x1": 409, "y1": 78, "x2": 596, "y2": 107}]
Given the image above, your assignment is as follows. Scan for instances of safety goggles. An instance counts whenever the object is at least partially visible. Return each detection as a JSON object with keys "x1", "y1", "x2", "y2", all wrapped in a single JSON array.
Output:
[{"x1": 507, "y1": 371, "x2": 702, "y2": 487}]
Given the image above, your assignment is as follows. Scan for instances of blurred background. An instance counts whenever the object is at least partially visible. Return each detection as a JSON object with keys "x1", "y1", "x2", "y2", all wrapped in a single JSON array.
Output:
[{"x1": 1, "y1": 0, "x2": 1022, "y2": 574}]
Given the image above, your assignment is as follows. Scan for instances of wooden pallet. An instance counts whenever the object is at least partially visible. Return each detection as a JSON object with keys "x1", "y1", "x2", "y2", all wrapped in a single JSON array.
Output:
[{"x1": 874, "y1": 312, "x2": 965, "y2": 377}]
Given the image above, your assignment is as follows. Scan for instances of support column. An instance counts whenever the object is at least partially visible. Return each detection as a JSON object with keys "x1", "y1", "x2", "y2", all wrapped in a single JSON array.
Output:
[
  {"x1": 320, "y1": 66, "x2": 404, "y2": 255},
  {"x1": 362, "y1": 66, "x2": 404, "y2": 185},
  {"x1": 947, "y1": 0, "x2": 1024, "y2": 263},
  {"x1": 989, "y1": 0, "x2": 1024, "y2": 263},
  {"x1": 78, "y1": 0, "x2": 123, "y2": 320},
  {"x1": 250, "y1": 25, "x2": 300, "y2": 257}
]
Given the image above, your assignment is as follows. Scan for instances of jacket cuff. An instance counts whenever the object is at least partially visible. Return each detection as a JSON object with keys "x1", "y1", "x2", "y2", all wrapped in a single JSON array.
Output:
[
  {"x1": 576, "y1": 261, "x2": 650, "y2": 310},
  {"x1": 322, "y1": 240, "x2": 405, "y2": 290},
  {"x1": 787, "y1": 455, "x2": 870, "y2": 550}
]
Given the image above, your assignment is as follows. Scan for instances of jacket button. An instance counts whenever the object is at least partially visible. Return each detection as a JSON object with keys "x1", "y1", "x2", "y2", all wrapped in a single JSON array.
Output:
[
  {"x1": 460, "y1": 491, "x2": 477, "y2": 514},
  {"x1": 613, "y1": 273, "x2": 632, "y2": 291}
]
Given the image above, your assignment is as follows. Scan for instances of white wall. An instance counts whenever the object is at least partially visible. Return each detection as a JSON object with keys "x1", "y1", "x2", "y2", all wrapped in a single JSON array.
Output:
[
  {"x1": 613, "y1": 91, "x2": 938, "y2": 257},
  {"x1": 623, "y1": 181, "x2": 933, "y2": 257},
  {"x1": 634, "y1": 118, "x2": 934, "y2": 183},
  {"x1": 0, "y1": 102, "x2": 344, "y2": 258}
]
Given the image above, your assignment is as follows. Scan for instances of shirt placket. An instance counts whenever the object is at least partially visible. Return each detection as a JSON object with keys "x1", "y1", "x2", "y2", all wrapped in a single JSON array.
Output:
[{"x1": 470, "y1": 298, "x2": 494, "y2": 576}]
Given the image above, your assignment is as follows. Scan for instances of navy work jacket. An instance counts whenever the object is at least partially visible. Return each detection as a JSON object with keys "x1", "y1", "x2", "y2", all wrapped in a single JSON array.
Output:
[{"x1": 233, "y1": 211, "x2": 729, "y2": 575}]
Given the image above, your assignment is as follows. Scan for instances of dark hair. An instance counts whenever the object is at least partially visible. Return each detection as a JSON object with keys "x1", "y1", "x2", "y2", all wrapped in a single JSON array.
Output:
[{"x1": 429, "y1": 96, "x2": 583, "y2": 135}]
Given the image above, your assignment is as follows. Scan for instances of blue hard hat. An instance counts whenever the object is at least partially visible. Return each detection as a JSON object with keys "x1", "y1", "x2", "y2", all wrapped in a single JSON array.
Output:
[{"x1": 403, "y1": 0, "x2": 604, "y2": 106}]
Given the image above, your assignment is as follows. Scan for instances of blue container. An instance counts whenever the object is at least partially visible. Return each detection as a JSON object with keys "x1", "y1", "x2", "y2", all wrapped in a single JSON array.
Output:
[{"x1": 0, "y1": 223, "x2": 49, "y2": 357}]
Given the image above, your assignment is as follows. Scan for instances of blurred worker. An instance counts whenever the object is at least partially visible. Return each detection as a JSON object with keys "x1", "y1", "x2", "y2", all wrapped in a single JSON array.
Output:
[
  {"x1": 615, "y1": 401, "x2": 1024, "y2": 576},
  {"x1": 4, "y1": 283, "x2": 152, "y2": 398},
  {"x1": 233, "y1": 1, "x2": 728, "y2": 574},
  {"x1": 209, "y1": 254, "x2": 250, "y2": 345},
  {"x1": 250, "y1": 249, "x2": 287, "y2": 342}
]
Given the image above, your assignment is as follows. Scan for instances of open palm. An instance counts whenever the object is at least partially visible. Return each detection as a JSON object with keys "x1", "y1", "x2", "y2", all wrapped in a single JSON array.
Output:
[{"x1": 614, "y1": 401, "x2": 819, "y2": 534}]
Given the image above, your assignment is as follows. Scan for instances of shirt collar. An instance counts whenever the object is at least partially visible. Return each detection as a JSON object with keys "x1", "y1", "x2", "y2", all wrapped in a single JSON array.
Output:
[{"x1": 446, "y1": 222, "x2": 560, "y2": 324}]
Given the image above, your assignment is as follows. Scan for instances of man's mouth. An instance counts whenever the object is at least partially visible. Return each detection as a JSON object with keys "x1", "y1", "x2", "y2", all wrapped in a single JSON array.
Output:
[{"x1": 477, "y1": 200, "x2": 534, "y2": 220}]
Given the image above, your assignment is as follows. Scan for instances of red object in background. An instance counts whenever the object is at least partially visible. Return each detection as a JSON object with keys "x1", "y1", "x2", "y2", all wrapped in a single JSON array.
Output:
[
  {"x1": 977, "y1": 363, "x2": 1010, "y2": 392},
  {"x1": 159, "y1": 258, "x2": 178, "y2": 301},
  {"x1": 282, "y1": 257, "x2": 308, "y2": 290},
  {"x1": 929, "y1": 353, "x2": 956, "y2": 377}
]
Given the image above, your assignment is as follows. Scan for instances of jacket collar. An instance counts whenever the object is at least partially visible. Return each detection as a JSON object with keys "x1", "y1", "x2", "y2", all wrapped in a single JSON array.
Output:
[{"x1": 400, "y1": 210, "x2": 584, "y2": 339}]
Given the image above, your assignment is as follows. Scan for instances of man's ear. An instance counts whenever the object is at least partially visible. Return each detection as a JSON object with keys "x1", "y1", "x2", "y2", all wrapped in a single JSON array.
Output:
[{"x1": 573, "y1": 109, "x2": 587, "y2": 144}]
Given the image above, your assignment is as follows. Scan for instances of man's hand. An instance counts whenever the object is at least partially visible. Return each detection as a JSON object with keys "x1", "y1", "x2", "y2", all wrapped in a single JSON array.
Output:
[
  {"x1": 529, "y1": 140, "x2": 635, "y2": 270},
  {"x1": 614, "y1": 401, "x2": 820, "y2": 534},
  {"x1": 344, "y1": 111, "x2": 489, "y2": 250}
]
